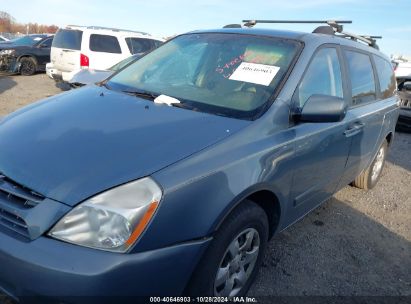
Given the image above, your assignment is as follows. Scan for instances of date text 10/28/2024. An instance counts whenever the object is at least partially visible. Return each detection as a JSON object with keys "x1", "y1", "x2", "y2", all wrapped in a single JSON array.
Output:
[{"x1": 150, "y1": 297, "x2": 258, "y2": 303}]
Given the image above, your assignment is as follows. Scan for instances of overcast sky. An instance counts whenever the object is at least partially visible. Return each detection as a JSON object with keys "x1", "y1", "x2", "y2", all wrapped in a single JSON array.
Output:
[{"x1": 1, "y1": 0, "x2": 409, "y2": 56}]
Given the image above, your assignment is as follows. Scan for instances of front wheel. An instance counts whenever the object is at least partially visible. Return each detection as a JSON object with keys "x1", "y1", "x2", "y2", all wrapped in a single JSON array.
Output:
[
  {"x1": 352, "y1": 140, "x2": 388, "y2": 190},
  {"x1": 19, "y1": 57, "x2": 37, "y2": 76},
  {"x1": 186, "y1": 201, "x2": 268, "y2": 296}
]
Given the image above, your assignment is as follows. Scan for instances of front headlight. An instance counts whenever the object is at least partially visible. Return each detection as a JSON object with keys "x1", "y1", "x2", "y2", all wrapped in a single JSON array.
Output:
[
  {"x1": 49, "y1": 177, "x2": 162, "y2": 252},
  {"x1": 0, "y1": 49, "x2": 15, "y2": 55}
]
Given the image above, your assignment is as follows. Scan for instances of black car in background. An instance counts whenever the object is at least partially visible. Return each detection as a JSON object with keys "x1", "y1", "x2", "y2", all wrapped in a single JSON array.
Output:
[
  {"x1": 0, "y1": 35, "x2": 53, "y2": 75},
  {"x1": 0, "y1": 34, "x2": 48, "y2": 48},
  {"x1": 396, "y1": 81, "x2": 411, "y2": 131}
]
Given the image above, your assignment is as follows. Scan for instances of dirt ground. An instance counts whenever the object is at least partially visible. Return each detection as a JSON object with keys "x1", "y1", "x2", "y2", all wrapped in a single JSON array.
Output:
[
  {"x1": 0, "y1": 73, "x2": 410, "y2": 302},
  {"x1": 0, "y1": 73, "x2": 61, "y2": 115}
]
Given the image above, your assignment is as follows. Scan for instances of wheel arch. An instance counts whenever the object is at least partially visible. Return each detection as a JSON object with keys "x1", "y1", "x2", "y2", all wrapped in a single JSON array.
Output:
[
  {"x1": 385, "y1": 132, "x2": 393, "y2": 146},
  {"x1": 18, "y1": 55, "x2": 39, "y2": 74},
  {"x1": 18, "y1": 54, "x2": 38, "y2": 64},
  {"x1": 213, "y1": 184, "x2": 283, "y2": 239}
]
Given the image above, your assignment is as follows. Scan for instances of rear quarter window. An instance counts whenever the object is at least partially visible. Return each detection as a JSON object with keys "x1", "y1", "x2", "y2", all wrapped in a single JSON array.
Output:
[
  {"x1": 344, "y1": 50, "x2": 376, "y2": 105},
  {"x1": 90, "y1": 34, "x2": 121, "y2": 54},
  {"x1": 373, "y1": 55, "x2": 396, "y2": 99},
  {"x1": 52, "y1": 29, "x2": 82, "y2": 50}
]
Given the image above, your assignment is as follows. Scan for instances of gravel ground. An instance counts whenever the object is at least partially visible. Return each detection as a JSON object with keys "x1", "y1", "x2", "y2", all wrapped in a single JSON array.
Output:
[
  {"x1": 0, "y1": 73, "x2": 61, "y2": 116},
  {"x1": 0, "y1": 73, "x2": 410, "y2": 302}
]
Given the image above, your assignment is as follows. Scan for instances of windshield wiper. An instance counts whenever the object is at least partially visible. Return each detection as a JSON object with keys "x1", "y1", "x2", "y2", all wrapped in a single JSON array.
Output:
[
  {"x1": 121, "y1": 90, "x2": 198, "y2": 111},
  {"x1": 122, "y1": 89, "x2": 159, "y2": 101},
  {"x1": 98, "y1": 81, "x2": 111, "y2": 90},
  {"x1": 153, "y1": 95, "x2": 199, "y2": 112},
  {"x1": 170, "y1": 102, "x2": 198, "y2": 111}
]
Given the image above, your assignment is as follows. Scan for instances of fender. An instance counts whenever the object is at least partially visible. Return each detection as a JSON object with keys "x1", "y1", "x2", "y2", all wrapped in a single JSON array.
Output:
[{"x1": 212, "y1": 182, "x2": 285, "y2": 235}]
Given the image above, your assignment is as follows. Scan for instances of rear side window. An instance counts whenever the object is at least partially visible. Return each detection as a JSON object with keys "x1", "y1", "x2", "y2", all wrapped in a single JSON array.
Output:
[
  {"x1": 373, "y1": 55, "x2": 396, "y2": 98},
  {"x1": 125, "y1": 38, "x2": 159, "y2": 54},
  {"x1": 344, "y1": 50, "x2": 376, "y2": 105},
  {"x1": 90, "y1": 34, "x2": 121, "y2": 54},
  {"x1": 295, "y1": 47, "x2": 343, "y2": 108},
  {"x1": 52, "y1": 29, "x2": 82, "y2": 50}
]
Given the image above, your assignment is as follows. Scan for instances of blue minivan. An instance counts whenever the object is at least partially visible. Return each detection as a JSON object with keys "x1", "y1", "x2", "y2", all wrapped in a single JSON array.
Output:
[{"x1": 0, "y1": 22, "x2": 398, "y2": 301}]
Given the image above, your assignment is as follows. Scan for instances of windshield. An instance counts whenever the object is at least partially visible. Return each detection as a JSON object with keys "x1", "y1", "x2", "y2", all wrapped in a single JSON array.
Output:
[
  {"x1": 108, "y1": 33, "x2": 301, "y2": 119},
  {"x1": 11, "y1": 35, "x2": 45, "y2": 46}
]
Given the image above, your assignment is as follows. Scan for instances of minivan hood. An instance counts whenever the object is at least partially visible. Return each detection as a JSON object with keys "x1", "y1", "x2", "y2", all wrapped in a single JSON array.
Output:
[{"x1": 0, "y1": 86, "x2": 249, "y2": 206}]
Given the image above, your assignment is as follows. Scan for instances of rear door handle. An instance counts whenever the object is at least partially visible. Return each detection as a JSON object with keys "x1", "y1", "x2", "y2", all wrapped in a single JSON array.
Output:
[{"x1": 344, "y1": 122, "x2": 365, "y2": 137}]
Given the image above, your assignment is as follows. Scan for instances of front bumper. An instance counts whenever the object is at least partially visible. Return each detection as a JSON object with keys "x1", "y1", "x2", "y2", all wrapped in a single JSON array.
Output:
[
  {"x1": 0, "y1": 230, "x2": 211, "y2": 302},
  {"x1": 0, "y1": 54, "x2": 20, "y2": 73}
]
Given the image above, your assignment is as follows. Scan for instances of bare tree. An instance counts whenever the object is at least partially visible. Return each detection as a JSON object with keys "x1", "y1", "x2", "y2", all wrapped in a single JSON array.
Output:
[{"x1": 0, "y1": 11, "x2": 58, "y2": 34}]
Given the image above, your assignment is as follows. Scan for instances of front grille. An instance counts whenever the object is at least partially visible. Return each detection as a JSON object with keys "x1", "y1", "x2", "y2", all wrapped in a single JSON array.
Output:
[
  {"x1": 0, "y1": 174, "x2": 44, "y2": 208},
  {"x1": 0, "y1": 208, "x2": 29, "y2": 238},
  {"x1": 398, "y1": 91, "x2": 411, "y2": 109},
  {"x1": 399, "y1": 98, "x2": 411, "y2": 109},
  {"x1": 0, "y1": 173, "x2": 45, "y2": 238}
]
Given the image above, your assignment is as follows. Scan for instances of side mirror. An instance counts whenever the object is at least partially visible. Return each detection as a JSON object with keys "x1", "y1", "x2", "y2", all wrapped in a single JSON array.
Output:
[
  {"x1": 403, "y1": 81, "x2": 411, "y2": 91},
  {"x1": 297, "y1": 94, "x2": 347, "y2": 123}
]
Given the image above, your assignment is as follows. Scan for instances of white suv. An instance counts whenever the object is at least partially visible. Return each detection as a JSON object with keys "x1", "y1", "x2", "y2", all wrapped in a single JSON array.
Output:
[
  {"x1": 46, "y1": 25, "x2": 164, "y2": 82},
  {"x1": 393, "y1": 57, "x2": 411, "y2": 80}
]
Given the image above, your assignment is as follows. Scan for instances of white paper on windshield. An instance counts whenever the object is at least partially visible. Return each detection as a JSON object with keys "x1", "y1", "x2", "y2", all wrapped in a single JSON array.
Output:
[
  {"x1": 154, "y1": 94, "x2": 181, "y2": 106},
  {"x1": 229, "y1": 62, "x2": 280, "y2": 86}
]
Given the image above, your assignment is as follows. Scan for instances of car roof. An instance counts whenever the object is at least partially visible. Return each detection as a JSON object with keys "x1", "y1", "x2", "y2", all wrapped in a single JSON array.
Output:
[
  {"x1": 189, "y1": 27, "x2": 389, "y2": 60},
  {"x1": 191, "y1": 27, "x2": 307, "y2": 40},
  {"x1": 63, "y1": 25, "x2": 164, "y2": 41}
]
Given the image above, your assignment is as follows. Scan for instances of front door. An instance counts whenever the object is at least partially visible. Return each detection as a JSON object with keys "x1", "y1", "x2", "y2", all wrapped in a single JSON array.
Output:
[{"x1": 286, "y1": 46, "x2": 352, "y2": 222}]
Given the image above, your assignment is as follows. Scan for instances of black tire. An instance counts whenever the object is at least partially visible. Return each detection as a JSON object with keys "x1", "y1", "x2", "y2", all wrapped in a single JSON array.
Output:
[
  {"x1": 185, "y1": 201, "x2": 269, "y2": 296},
  {"x1": 19, "y1": 57, "x2": 37, "y2": 76},
  {"x1": 352, "y1": 140, "x2": 388, "y2": 190}
]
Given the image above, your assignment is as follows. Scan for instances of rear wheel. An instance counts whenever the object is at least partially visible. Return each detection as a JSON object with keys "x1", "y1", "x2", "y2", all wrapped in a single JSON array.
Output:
[
  {"x1": 186, "y1": 201, "x2": 268, "y2": 296},
  {"x1": 19, "y1": 57, "x2": 37, "y2": 76},
  {"x1": 352, "y1": 140, "x2": 387, "y2": 190}
]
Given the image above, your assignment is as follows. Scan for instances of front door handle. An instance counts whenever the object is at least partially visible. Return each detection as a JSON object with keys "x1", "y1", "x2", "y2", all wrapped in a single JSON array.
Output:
[{"x1": 344, "y1": 122, "x2": 365, "y2": 137}]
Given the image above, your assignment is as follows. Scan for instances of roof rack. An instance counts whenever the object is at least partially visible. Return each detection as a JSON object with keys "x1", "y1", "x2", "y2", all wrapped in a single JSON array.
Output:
[
  {"x1": 67, "y1": 25, "x2": 150, "y2": 36},
  {"x1": 240, "y1": 20, "x2": 381, "y2": 49}
]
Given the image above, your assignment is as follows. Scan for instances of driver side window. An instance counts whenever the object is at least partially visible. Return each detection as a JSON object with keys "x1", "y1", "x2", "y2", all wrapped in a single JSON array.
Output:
[
  {"x1": 40, "y1": 38, "x2": 52, "y2": 48},
  {"x1": 296, "y1": 47, "x2": 343, "y2": 108}
]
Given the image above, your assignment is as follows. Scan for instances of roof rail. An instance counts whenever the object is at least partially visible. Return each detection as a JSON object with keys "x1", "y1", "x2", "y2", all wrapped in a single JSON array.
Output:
[
  {"x1": 241, "y1": 20, "x2": 381, "y2": 49},
  {"x1": 341, "y1": 32, "x2": 382, "y2": 49},
  {"x1": 223, "y1": 24, "x2": 242, "y2": 28},
  {"x1": 242, "y1": 20, "x2": 352, "y2": 31},
  {"x1": 66, "y1": 25, "x2": 150, "y2": 36}
]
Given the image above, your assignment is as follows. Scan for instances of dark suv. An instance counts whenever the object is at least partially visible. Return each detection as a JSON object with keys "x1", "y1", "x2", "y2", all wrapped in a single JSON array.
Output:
[
  {"x1": 0, "y1": 35, "x2": 53, "y2": 75},
  {"x1": 0, "y1": 21, "x2": 398, "y2": 301}
]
